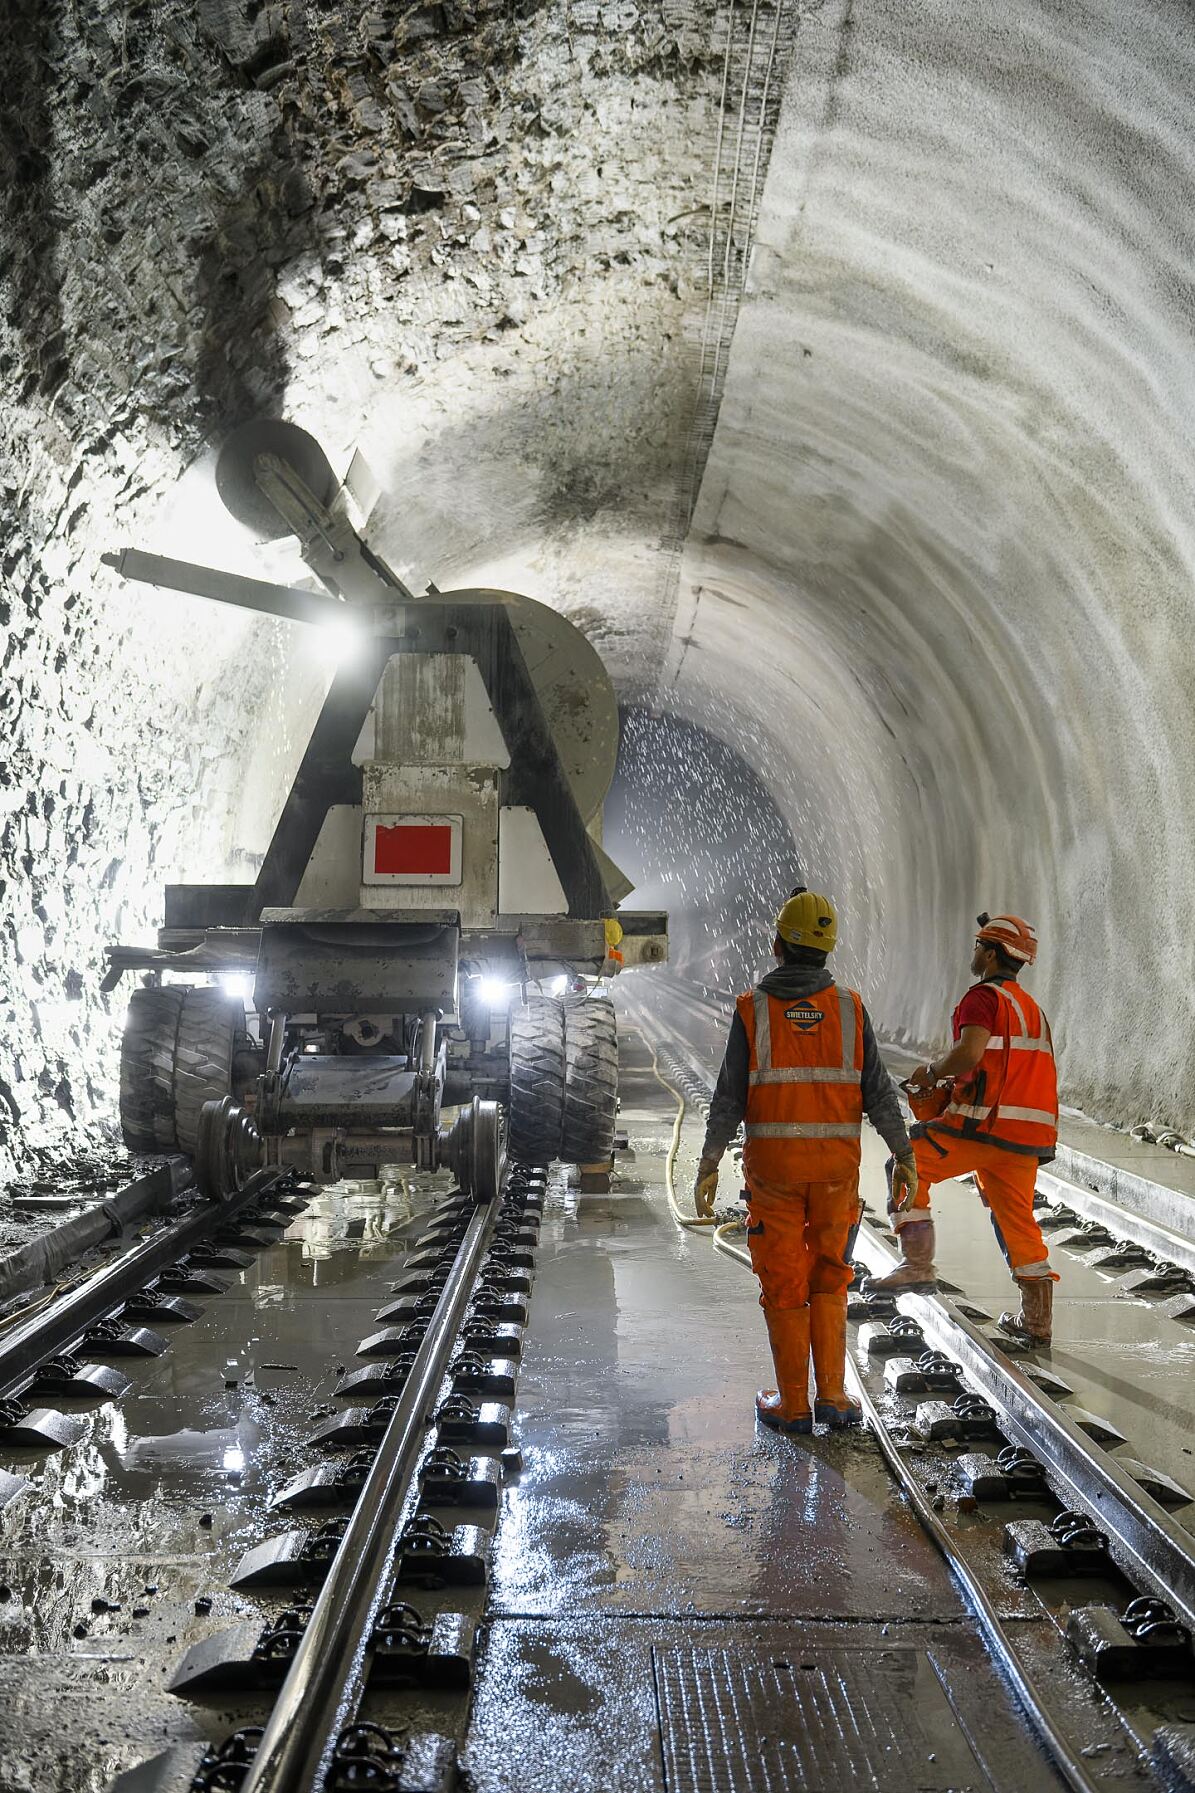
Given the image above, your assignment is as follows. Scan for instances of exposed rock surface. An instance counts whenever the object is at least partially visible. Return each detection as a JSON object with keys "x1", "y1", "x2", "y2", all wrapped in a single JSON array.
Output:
[
  {"x1": 0, "y1": 0, "x2": 729, "y2": 1187},
  {"x1": 4, "y1": 0, "x2": 1192, "y2": 1192}
]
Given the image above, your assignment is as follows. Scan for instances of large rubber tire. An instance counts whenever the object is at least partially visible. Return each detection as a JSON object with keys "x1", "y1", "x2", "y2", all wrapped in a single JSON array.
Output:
[
  {"x1": 507, "y1": 995, "x2": 565, "y2": 1166},
  {"x1": 172, "y1": 987, "x2": 242, "y2": 1154},
  {"x1": 119, "y1": 985, "x2": 185, "y2": 1151},
  {"x1": 118, "y1": 984, "x2": 242, "y2": 1155},
  {"x1": 560, "y1": 995, "x2": 619, "y2": 1166}
]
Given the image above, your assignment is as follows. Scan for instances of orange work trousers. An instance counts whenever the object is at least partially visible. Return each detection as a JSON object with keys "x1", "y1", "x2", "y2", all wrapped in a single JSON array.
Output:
[
  {"x1": 900, "y1": 1132, "x2": 1056, "y2": 1280},
  {"x1": 745, "y1": 1178, "x2": 860, "y2": 1309}
]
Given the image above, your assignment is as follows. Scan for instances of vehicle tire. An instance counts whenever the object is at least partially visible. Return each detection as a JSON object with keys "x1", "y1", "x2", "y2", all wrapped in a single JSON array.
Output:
[
  {"x1": 119, "y1": 985, "x2": 185, "y2": 1152},
  {"x1": 172, "y1": 987, "x2": 244, "y2": 1155},
  {"x1": 507, "y1": 995, "x2": 565, "y2": 1165},
  {"x1": 560, "y1": 995, "x2": 618, "y2": 1166},
  {"x1": 118, "y1": 984, "x2": 244, "y2": 1155}
]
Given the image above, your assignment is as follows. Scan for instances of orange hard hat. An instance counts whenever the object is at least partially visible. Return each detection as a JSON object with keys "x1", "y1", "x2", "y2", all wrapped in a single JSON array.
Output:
[{"x1": 975, "y1": 912, "x2": 1038, "y2": 965}]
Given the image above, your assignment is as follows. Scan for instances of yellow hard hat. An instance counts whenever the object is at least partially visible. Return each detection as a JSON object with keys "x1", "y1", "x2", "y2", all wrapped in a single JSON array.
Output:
[{"x1": 775, "y1": 888, "x2": 838, "y2": 952}]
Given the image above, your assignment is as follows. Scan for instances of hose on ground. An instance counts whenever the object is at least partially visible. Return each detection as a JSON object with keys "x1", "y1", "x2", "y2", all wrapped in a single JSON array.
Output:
[{"x1": 646, "y1": 1041, "x2": 718, "y2": 1230}]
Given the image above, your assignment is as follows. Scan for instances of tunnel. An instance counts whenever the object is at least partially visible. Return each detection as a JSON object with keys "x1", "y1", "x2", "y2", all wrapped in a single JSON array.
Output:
[
  {"x1": 4, "y1": 3, "x2": 1195, "y2": 1789},
  {"x1": 5, "y1": 0, "x2": 1192, "y2": 1176}
]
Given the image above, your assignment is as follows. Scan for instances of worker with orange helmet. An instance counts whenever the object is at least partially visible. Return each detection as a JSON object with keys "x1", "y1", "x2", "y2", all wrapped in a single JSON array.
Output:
[
  {"x1": 869, "y1": 912, "x2": 1059, "y2": 1345},
  {"x1": 694, "y1": 888, "x2": 917, "y2": 1433}
]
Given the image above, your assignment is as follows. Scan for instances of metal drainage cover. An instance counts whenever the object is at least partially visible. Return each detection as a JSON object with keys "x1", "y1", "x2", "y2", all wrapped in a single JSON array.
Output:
[{"x1": 653, "y1": 1645, "x2": 990, "y2": 1792}]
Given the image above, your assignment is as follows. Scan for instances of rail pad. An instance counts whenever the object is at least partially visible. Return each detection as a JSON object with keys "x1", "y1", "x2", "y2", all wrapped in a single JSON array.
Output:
[
  {"x1": 1004, "y1": 1516, "x2": 1110, "y2": 1575},
  {"x1": 450, "y1": 1354, "x2": 518, "y2": 1398},
  {"x1": 30, "y1": 1358, "x2": 131, "y2": 1400},
  {"x1": 337, "y1": 1357, "x2": 418, "y2": 1398},
  {"x1": 1067, "y1": 1604, "x2": 1193, "y2": 1679},
  {"x1": 369, "y1": 1606, "x2": 475, "y2": 1688},
  {"x1": 272, "y1": 1451, "x2": 375, "y2": 1511},
  {"x1": 418, "y1": 1447, "x2": 501, "y2": 1508},
  {"x1": 329, "y1": 1727, "x2": 457, "y2": 1793},
  {"x1": 231, "y1": 1521, "x2": 347, "y2": 1591},
  {"x1": 118, "y1": 1292, "x2": 204, "y2": 1324},
  {"x1": 159, "y1": 1265, "x2": 231, "y2": 1294},
  {"x1": 78, "y1": 1322, "x2": 168, "y2": 1358},
  {"x1": 394, "y1": 1516, "x2": 489, "y2": 1588},
  {"x1": 958, "y1": 1452, "x2": 1047, "y2": 1500},
  {"x1": 0, "y1": 1405, "x2": 85, "y2": 1449},
  {"x1": 307, "y1": 1401, "x2": 399, "y2": 1451},
  {"x1": 435, "y1": 1397, "x2": 510, "y2": 1449}
]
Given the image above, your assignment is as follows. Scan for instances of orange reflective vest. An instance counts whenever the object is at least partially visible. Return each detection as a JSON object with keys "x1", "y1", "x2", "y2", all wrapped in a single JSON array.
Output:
[
  {"x1": 738, "y1": 983, "x2": 865, "y2": 1188},
  {"x1": 930, "y1": 978, "x2": 1058, "y2": 1160}
]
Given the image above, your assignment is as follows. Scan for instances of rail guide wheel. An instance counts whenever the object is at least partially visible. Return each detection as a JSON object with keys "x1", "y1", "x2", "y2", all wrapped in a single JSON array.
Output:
[
  {"x1": 560, "y1": 994, "x2": 618, "y2": 1166},
  {"x1": 195, "y1": 1096, "x2": 264, "y2": 1201},
  {"x1": 443, "y1": 1097, "x2": 503, "y2": 1202}
]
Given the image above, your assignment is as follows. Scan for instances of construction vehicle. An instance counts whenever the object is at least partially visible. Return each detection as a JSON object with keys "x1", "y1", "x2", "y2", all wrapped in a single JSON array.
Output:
[{"x1": 101, "y1": 420, "x2": 667, "y2": 1201}]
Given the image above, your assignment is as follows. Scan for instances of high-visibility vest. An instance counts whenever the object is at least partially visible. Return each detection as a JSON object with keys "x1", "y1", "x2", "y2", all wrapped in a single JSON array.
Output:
[
  {"x1": 738, "y1": 983, "x2": 865, "y2": 1187},
  {"x1": 930, "y1": 977, "x2": 1058, "y2": 1159}
]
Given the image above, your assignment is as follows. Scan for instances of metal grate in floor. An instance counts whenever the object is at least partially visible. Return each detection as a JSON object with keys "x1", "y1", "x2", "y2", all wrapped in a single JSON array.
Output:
[{"x1": 653, "y1": 1644, "x2": 993, "y2": 1792}]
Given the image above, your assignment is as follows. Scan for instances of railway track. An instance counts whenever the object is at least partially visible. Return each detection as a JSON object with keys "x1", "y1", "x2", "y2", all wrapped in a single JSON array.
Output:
[
  {"x1": 0, "y1": 1166, "x2": 308, "y2": 1506},
  {"x1": 107, "y1": 1159, "x2": 547, "y2": 1793},
  {"x1": 632, "y1": 1009, "x2": 1195, "y2": 1793},
  {"x1": 0, "y1": 1132, "x2": 546, "y2": 1791}
]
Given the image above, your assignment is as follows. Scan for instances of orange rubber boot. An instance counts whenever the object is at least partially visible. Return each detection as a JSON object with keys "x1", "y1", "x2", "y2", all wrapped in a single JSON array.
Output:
[
  {"x1": 755, "y1": 1304, "x2": 813, "y2": 1435},
  {"x1": 810, "y1": 1293, "x2": 862, "y2": 1428}
]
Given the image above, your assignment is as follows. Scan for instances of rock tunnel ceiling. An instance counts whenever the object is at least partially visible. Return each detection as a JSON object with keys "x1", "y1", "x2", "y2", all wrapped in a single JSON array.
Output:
[{"x1": 1, "y1": 0, "x2": 1192, "y2": 1174}]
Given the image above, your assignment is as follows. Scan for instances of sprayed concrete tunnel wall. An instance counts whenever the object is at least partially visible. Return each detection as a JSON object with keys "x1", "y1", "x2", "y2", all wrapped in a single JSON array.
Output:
[
  {"x1": 654, "y1": 0, "x2": 1195, "y2": 1131},
  {"x1": 3, "y1": 0, "x2": 1193, "y2": 1176}
]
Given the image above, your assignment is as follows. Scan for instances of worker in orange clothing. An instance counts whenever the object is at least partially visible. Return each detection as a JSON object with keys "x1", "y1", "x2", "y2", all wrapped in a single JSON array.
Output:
[
  {"x1": 694, "y1": 889, "x2": 918, "y2": 1433},
  {"x1": 869, "y1": 913, "x2": 1059, "y2": 1346}
]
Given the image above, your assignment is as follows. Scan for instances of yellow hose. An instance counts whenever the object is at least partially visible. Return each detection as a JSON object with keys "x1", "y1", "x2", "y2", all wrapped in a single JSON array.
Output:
[
  {"x1": 713, "y1": 1217, "x2": 751, "y2": 1265},
  {"x1": 647, "y1": 1042, "x2": 718, "y2": 1230}
]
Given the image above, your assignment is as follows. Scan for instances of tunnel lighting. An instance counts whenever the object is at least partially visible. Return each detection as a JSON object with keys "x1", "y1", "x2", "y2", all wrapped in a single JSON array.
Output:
[
  {"x1": 547, "y1": 975, "x2": 567, "y2": 996},
  {"x1": 478, "y1": 977, "x2": 514, "y2": 1009},
  {"x1": 218, "y1": 972, "x2": 253, "y2": 1002},
  {"x1": 222, "y1": 1443, "x2": 246, "y2": 1474},
  {"x1": 306, "y1": 612, "x2": 364, "y2": 669}
]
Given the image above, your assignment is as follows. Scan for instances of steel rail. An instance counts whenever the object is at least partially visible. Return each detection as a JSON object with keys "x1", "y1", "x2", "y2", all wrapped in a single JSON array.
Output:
[
  {"x1": 709, "y1": 1227, "x2": 1097, "y2": 1791},
  {"x1": 240, "y1": 1193, "x2": 499, "y2": 1793},
  {"x1": 0, "y1": 1166, "x2": 286, "y2": 1402},
  {"x1": 641, "y1": 1010, "x2": 1195, "y2": 1631},
  {"x1": 1036, "y1": 1168, "x2": 1195, "y2": 1278},
  {"x1": 855, "y1": 1220, "x2": 1195, "y2": 1635}
]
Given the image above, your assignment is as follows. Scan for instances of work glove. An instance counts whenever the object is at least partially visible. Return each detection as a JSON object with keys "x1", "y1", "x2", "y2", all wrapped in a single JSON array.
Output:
[
  {"x1": 888, "y1": 1152, "x2": 919, "y2": 1214},
  {"x1": 694, "y1": 1155, "x2": 720, "y2": 1218}
]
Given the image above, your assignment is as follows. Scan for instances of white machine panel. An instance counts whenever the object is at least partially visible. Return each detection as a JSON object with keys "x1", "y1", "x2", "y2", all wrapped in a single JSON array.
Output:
[
  {"x1": 364, "y1": 814, "x2": 463, "y2": 886},
  {"x1": 498, "y1": 806, "x2": 567, "y2": 915}
]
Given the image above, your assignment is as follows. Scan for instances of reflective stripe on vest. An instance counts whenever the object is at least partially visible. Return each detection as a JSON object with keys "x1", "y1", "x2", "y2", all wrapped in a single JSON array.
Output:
[
  {"x1": 738, "y1": 981, "x2": 865, "y2": 1185},
  {"x1": 934, "y1": 979, "x2": 1058, "y2": 1156}
]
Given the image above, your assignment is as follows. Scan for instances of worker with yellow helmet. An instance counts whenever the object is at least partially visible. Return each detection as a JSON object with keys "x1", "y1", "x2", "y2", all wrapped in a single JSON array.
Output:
[{"x1": 695, "y1": 887, "x2": 918, "y2": 1433}]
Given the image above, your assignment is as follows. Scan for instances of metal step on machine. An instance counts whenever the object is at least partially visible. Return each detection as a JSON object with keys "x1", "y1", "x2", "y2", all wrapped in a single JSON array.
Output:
[{"x1": 101, "y1": 421, "x2": 667, "y2": 1203}]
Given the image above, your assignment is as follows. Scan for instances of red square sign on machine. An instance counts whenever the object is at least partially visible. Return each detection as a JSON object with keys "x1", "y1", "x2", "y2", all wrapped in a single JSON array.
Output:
[{"x1": 363, "y1": 814, "x2": 463, "y2": 885}]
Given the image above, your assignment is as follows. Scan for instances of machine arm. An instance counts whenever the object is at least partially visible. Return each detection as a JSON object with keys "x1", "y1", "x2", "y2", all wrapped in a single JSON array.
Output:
[{"x1": 100, "y1": 549, "x2": 349, "y2": 628}]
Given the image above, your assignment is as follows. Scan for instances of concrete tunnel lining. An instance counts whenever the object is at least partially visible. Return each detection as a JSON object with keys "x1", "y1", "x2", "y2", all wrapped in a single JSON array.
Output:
[
  {"x1": 656, "y1": 0, "x2": 1195, "y2": 1132},
  {"x1": 3, "y1": 0, "x2": 1194, "y2": 1189}
]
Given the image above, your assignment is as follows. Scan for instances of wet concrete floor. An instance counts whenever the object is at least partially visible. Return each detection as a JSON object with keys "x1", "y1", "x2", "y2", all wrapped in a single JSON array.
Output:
[
  {"x1": 464, "y1": 1030, "x2": 1098, "y2": 1793},
  {"x1": 0, "y1": 1180, "x2": 450, "y2": 1791},
  {"x1": 627, "y1": 974, "x2": 1195, "y2": 1521}
]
